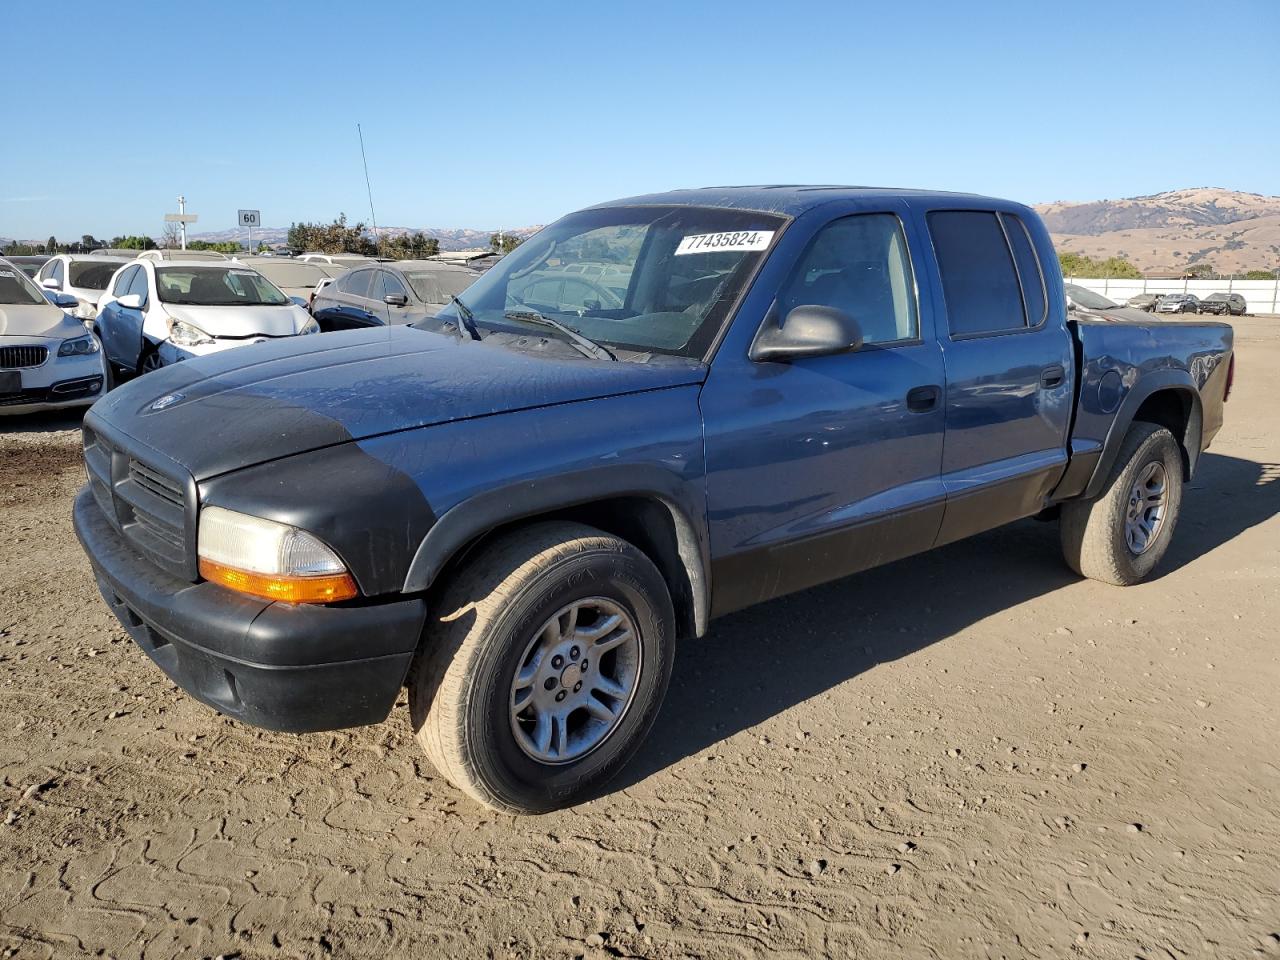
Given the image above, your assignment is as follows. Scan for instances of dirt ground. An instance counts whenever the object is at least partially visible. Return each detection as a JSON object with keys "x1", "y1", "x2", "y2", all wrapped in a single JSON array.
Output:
[{"x1": 1, "y1": 320, "x2": 1277, "y2": 960}]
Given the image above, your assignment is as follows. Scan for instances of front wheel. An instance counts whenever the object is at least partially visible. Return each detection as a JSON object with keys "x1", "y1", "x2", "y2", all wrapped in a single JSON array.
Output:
[
  {"x1": 410, "y1": 522, "x2": 675, "y2": 813},
  {"x1": 1060, "y1": 423, "x2": 1184, "y2": 585}
]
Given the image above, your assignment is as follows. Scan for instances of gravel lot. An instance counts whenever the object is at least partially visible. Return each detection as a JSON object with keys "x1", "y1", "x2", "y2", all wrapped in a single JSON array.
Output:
[{"x1": 1, "y1": 319, "x2": 1277, "y2": 959}]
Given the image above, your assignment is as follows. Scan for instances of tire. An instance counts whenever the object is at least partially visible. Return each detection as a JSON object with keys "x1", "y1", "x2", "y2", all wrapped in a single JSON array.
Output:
[
  {"x1": 1060, "y1": 423, "x2": 1184, "y2": 586},
  {"x1": 410, "y1": 522, "x2": 675, "y2": 813},
  {"x1": 137, "y1": 341, "x2": 165, "y2": 376}
]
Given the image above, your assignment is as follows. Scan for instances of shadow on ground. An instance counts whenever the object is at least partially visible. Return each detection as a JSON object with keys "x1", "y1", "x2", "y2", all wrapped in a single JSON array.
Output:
[{"x1": 618, "y1": 452, "x2": 1280, "y2": 790}]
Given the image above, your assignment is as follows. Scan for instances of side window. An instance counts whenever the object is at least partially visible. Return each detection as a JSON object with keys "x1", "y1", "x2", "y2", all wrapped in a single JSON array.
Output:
[
  {"x1": 778, "y1": 213, "x2": 919, "y2": 345},
  {"x1": 112, "y1": 266, "x2": 137, "y2": 296},
  {"x1": 51, "y1": 260, "x2": 65, "y2": 285},
  {"x1": 380, "y1": 271, "x2": 409, "y2": 300},
  {"x1": 342, "y1": 269, "x2": 374, "y2": 298},
  {"x1": 928, "y1": 211, "x2": 1026, "y2": 336},
  {"x1": 127, "y1": 267, "x2": 150, "y2": 302},
  {"x1": 1001, "y1": 213, "x2": 1047, "y2": 326}
]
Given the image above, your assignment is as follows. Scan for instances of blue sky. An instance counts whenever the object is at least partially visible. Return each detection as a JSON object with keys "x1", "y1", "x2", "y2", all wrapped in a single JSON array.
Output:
[{"x1": 2, "y1": 0, "x2": 1276, "y2": 238}]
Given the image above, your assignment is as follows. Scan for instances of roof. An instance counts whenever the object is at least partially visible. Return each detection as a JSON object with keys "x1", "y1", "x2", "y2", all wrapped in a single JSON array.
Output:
[
  {"x1": 144, "y1": 259, "x2": 249, "y2": 270},
  {"x1": 592, "y1": 184, "x2": 1006, "y2": 216},
  {"x1": 386, "y1": 259, "x2": 477, "y2": 273},
  {"x1": 427, "y1": 250, "x2": 498, "y2": 262}
]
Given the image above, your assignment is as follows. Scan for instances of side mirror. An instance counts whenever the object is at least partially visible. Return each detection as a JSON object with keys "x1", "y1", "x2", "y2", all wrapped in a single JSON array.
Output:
[
  {"x1": 116, "y1": 293, "x2": 145, "y2": 310},
  {"x1": 52, "y1": 293, "x2": 79, "y2": 309},
  {"x1": 41, "y1": 277, "x2": 61, "y2": 291},
  {"x1": 383, "y1": 293, "x2": 410, "y2": 307},
  {"x1": 1066, "y1": 300, "x2": 1078, "y2": 312},
  {"x1": 288, "y1": 295, "x2": 309, "y2": 308},
  {"x1": 750, "y1": 304, "x2": 864, "y2": 362}
]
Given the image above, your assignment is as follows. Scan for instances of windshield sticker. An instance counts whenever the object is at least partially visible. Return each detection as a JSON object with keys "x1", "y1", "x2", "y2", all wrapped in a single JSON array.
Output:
[
  {"x1": 0, "y1": 270, "x2": 15, "y2": 279},
  {"x1": 674, "y1": 230, "x2": 775, "y2": 256}
]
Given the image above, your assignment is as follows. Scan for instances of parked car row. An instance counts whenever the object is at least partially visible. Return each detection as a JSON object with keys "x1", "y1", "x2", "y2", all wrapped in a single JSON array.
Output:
[{"x1": 1121, "y1": 291, "x2": 1249, "y2": 315}]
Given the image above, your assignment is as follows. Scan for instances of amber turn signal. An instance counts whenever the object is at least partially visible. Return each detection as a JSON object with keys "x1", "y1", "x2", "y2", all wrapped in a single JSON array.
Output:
[{"x1": 199, "y1": 558, "x2": 359, "y2": 604}]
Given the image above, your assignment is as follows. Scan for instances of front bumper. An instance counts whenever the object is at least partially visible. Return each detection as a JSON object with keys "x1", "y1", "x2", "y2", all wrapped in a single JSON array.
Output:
[{"x1": 73, "y1": 487, "x2": 427, "y2": 732}]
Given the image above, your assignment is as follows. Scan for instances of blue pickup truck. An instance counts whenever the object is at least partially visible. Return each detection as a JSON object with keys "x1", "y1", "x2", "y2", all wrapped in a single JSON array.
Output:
[{"x1": 73, "y1": 186, "x2": 1234, "y2": 812}]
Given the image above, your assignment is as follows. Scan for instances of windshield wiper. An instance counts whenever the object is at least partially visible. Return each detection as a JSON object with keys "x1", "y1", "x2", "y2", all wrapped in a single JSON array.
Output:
[
  {"x1": 450, "y1": 294, "x2": 483, "y2": 341},
  {"x1": 504, "y1": 310, "x2": 616, "y2": 361}
]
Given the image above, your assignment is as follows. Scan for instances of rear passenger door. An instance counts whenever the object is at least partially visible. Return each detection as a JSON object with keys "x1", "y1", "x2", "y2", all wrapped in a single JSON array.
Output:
[
  {"x1": 924, "y1": 209, "x2": 1074, "y2": 545},
  {"x1": 317, "y1": 268, "x2": 381, "y2": 331}
]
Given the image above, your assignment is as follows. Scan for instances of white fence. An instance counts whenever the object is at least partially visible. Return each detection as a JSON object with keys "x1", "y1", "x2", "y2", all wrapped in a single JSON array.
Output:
[{"x1": 1065, "y1": 277, "x2": 1280, "y2": 315}]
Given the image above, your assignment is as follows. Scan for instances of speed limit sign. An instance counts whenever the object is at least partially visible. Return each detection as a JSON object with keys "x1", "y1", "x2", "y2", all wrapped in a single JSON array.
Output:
[{"x1": 238, "y1": 209, "x2": 261, "y2": 227}]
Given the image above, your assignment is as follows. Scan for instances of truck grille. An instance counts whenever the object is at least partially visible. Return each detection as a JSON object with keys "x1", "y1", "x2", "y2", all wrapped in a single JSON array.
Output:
[
  {"x1": 0, "y1": 346, "x2": 48, "y2": 369},
  {"x1": 83, "y1": 424, "x2": 196, "y2": 580}
]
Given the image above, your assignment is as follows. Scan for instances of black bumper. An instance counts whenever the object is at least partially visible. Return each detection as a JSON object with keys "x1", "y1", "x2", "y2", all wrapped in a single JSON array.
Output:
[{"x1": 73, "y1": 487, "x2": 427, "y2": 732}]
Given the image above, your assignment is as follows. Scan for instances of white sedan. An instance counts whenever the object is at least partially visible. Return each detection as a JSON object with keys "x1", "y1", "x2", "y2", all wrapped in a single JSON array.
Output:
[
  {"x1": 94, "y1": 259, "x2": 319, "y2": 379},
  {"x1": 0, "y1": 259, "x2": 107, "y2": 415}
]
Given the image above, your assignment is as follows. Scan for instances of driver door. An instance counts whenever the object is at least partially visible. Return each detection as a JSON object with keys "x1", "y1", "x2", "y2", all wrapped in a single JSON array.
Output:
[{"x1": 700, "y1": 204, "x2": 947, "y2": 615}]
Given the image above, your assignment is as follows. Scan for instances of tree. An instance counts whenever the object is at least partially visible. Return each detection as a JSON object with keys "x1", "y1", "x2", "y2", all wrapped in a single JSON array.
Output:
[
  {"x1": 1245, "y1": 269, "x2": 1277, "y2": 280},
  {"x1": 490, "y1": 232, "x2": 523, "y2": 254},
  {"x1": 1183, "y1": 263, "x2": 1215, "y2": 279},
  {"x1": 379, "y1": 231, "x2": 440, "y2": 260},
  {"x1": 187, "y1": 240, "x2": 242, "y2": 253},
  {"x1": 161, "y1": 222, "x2": 181, "y2": 249},
  {"x1": 108, "y1": 235, "x2": 157, "y2": 251},
  {"x1": 46, "y1": 236, "x2": 58, "y2": 254},
  {"x1": 286, "y1": 214, "x2": 376, "y2": 255},
  {"x1": 1057, "y1": 251, "x2": 1141, "y2": 279}
]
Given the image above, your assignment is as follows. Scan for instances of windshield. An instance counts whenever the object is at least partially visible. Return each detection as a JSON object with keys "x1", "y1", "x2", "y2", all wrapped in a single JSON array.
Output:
[
  {"x1": 69, "y1": 261, "x2": 124, "y2": 290},
  {"x1": 249, "y1": 262, "x2": 330, "y2": 289},
  {"x1": 1205, "y1": 293, "x2": 1229, "y2": 301},
  {"x1": 403, "y1": 269, "x2": 476, "y2": 305},
  {"x1": 0, "y1": 264, "x2": 47, "y2": 305},
  {"x1": 1065, "y1": 284, "x2": 1119, "y2": 310},
  {"x1": 431, "y1": 205, "x2": 787, "y2": 358},
  {"x1": 156, "y1": 266, "x2": 290, "y2": 306}
]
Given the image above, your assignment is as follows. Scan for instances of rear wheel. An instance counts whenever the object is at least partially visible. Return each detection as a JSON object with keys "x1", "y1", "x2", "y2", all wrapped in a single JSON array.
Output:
[
  {"x1": 410, "y1": 522, "x2": 675, "y2": 813},
  {"x1": 1060, "y1": 423, "x2": 1184, "y2": 585}
]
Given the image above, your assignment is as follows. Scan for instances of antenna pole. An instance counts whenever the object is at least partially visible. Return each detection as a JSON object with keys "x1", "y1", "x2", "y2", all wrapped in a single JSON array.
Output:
[{"x1": 357, "y1": 123, "x2": 379, "y2": 248}]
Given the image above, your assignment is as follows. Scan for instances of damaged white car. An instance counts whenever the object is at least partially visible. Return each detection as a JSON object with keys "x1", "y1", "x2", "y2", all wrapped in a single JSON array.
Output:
[
  {"x1": 94, "y1": 260, "x2": 319, "y2": 379},
  {"x1": 0, "y1": 259, "x2": 106, "y2": 414}
]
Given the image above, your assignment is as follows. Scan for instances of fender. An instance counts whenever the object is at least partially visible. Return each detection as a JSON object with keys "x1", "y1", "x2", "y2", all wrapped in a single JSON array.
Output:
[
  {"x1": 1081, "y1": 370, "x2": 1203, "y2": 501},
  {"x1": 401, "y1": 463, "x2": 712, "y2": 637}
]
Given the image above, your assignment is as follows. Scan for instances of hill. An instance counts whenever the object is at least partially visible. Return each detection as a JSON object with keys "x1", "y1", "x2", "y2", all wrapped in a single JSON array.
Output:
[{"x1": 1034, "y1": 188, "x2": 1280, "y2": 276}]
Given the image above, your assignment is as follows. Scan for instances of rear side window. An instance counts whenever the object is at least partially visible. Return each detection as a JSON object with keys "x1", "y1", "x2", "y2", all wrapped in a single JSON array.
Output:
[
  {"x1": 928, "y1": 211, "x2": 1026, "y2": 336},
  {"x1": 341, "y1": 269, "x2": 374, "y2": 298},
  {"x1": 1001, "y1": 213, "x2": 1047, "y2": 326}
]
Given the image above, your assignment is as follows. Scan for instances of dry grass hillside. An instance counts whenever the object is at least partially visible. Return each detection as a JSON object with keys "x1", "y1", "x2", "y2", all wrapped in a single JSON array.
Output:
[{"x1": 1035, "y1": 188, "x2": 1280, "y2": 276}]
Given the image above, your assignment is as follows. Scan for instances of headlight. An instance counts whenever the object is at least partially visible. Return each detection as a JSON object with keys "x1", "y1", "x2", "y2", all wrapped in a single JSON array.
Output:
[
  {"x1": 299, "y1": 317, "x2": 320, "y2": 335},
  {"x1": 73, "y1": 300, "x2": 98, "y2": 320},
  {"x1": 197, "y1": 505, "x2": 358, "y2": 603},
  {"x1": 58, "y1": 334, "x2": 101, "y2": 357},
  {"x1": 168, "y1": 318, "x2": 215, "y2": 347}
]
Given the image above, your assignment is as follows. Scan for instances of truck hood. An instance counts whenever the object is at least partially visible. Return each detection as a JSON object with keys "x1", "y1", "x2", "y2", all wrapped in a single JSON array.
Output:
[
  {"x1": 0, "y1": 302, "x2": 87, "y2": 339},
  {"x1": 163, "y1": 302, "x2": 308, "y2": 337},
  {"x1": 88, "y1": 325, "x2": 706, "y2": 481}
]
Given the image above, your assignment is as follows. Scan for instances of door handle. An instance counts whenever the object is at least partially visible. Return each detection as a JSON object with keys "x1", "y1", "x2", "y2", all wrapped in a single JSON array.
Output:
[
  {"x1": 1040, "y1": 364, "x2": 1066, "y2": 389},
  {"x1": 906, "y1": 384, "x2": 940, "y2": 412}
]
